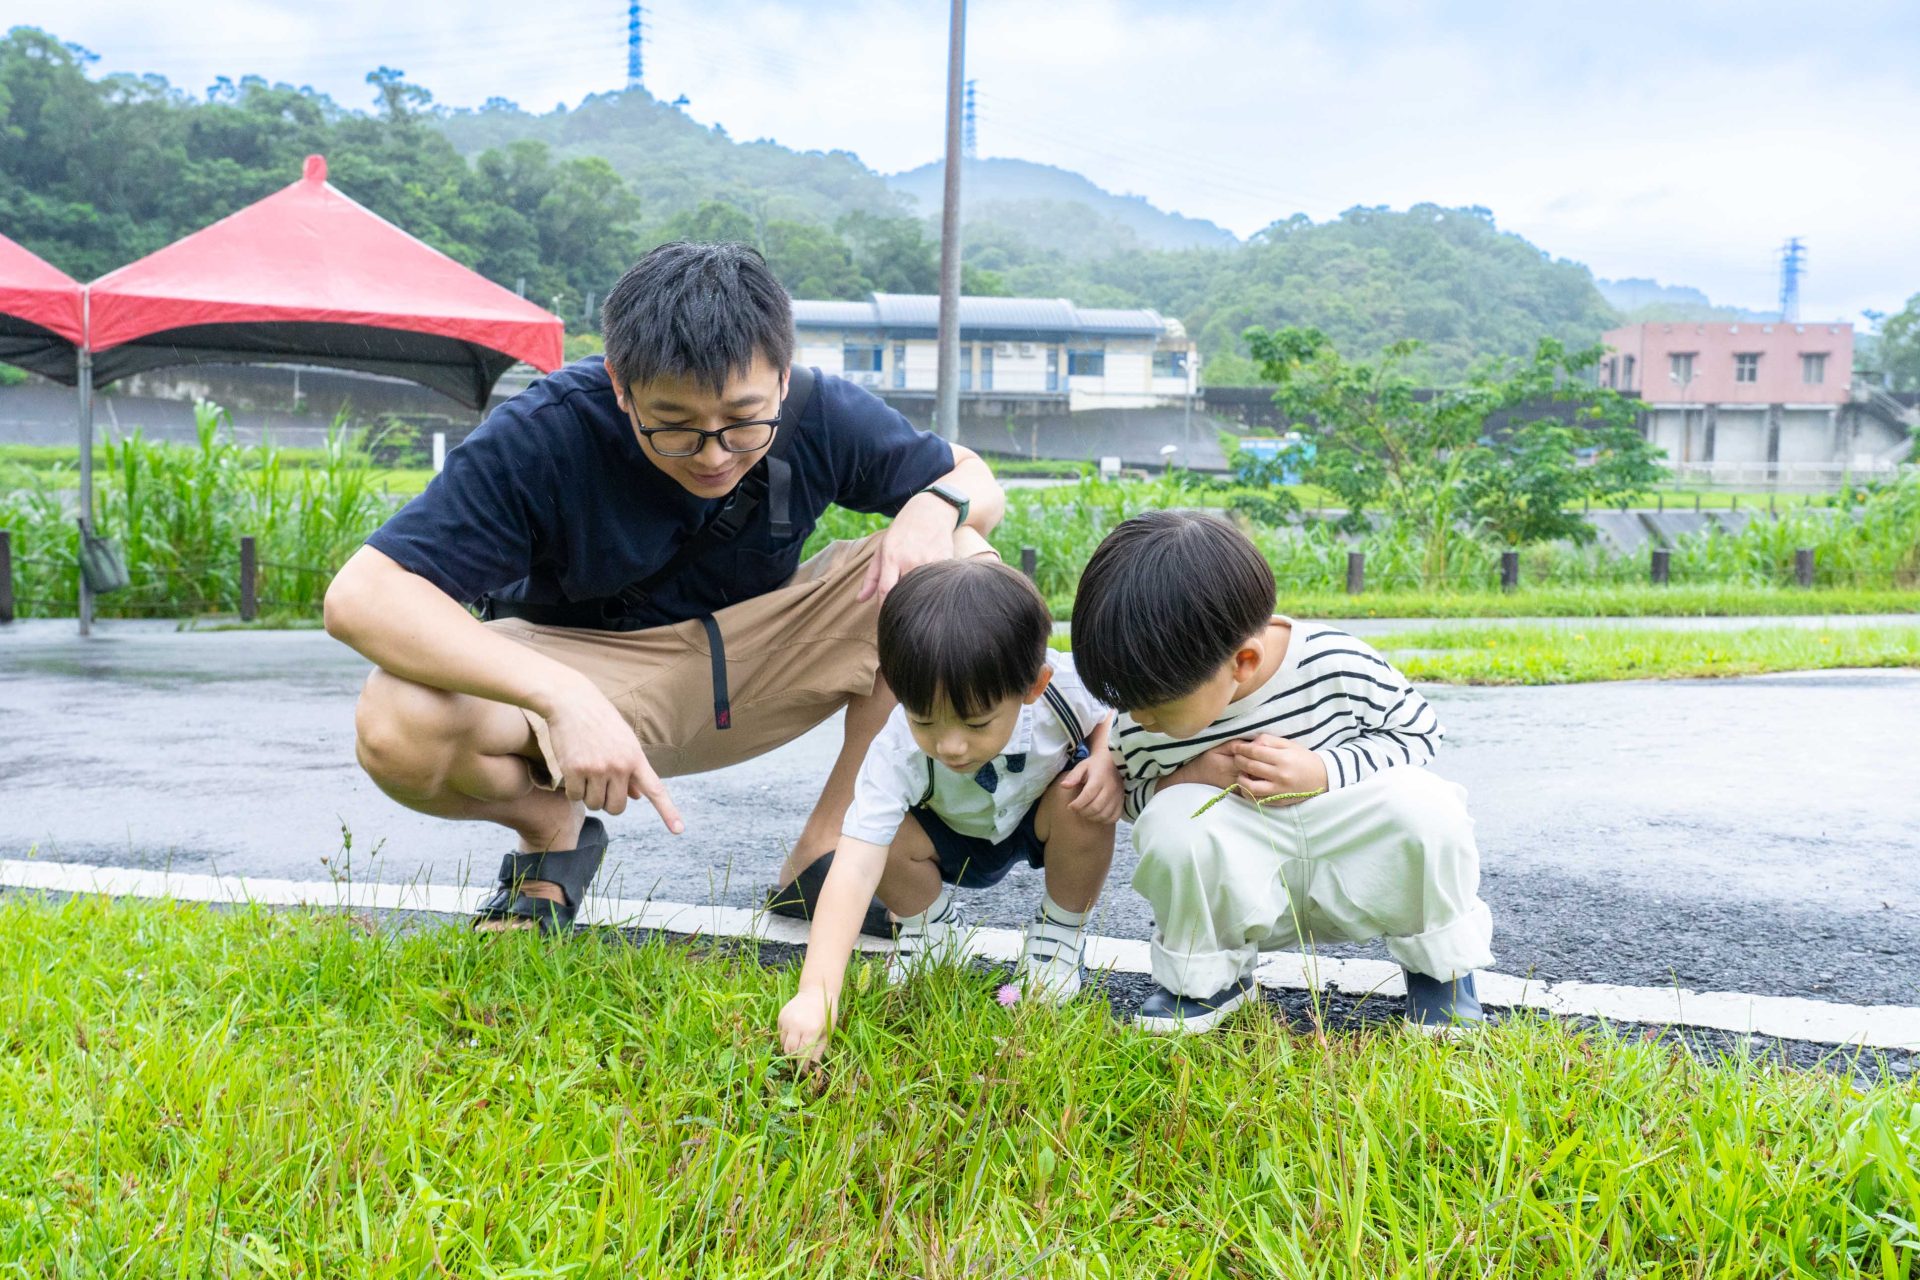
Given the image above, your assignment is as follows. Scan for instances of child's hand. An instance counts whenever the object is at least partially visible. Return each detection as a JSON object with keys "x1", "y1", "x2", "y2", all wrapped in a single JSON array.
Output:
[
  {"x1": 778, "y1": 985, "x2": 835, "y2": 1066},
  {"x1": 1061, "y1": 750, "x2": 1122, "y2": 825},
  {"x1": 1168, "y1": 744, "x2": 1239, "y2": 792},
  {"x1": 1232, "y1": 734, "x2": 1328, "y2": 805}
]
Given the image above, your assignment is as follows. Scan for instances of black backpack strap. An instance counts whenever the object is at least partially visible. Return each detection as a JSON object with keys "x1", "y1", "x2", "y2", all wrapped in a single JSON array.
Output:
[
  {"x1": 765, "y1": 365, "x2": 810, "y2": 541},
  {"x1": 915, "y1": 756, "x2": 935, "y2": 808},
  {"x1": 1043, "y1": 684, "x2": 1090, "y2": 764},
  {"x1": 700, "y1": 615, "x2": 731, "y2": 729}
]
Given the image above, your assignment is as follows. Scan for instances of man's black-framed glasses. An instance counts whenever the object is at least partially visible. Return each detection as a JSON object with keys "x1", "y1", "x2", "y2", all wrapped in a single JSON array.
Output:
[{"x1": 634, "y1": 416, "x2": 780, "y2": 457}]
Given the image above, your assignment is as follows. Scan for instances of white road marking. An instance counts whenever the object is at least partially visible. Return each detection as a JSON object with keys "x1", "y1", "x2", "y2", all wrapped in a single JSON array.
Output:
[{"x1": 4, "y1": 856, "x2": 1915, "y2": 1053}]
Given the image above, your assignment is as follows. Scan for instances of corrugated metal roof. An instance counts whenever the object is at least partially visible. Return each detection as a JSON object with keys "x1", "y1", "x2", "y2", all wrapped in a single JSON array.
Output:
[
  {"x1": 1074, "y1": 306, "x2": 1167, "y2": 335},
  {"x1": 791, "y1": 299, "x2": 879, "y2": 326},
  {"x1": 794, "y1": 293, "x2": 1168, "y2": 338}
]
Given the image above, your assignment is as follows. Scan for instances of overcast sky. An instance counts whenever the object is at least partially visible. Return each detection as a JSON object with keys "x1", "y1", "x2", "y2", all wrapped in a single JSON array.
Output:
[{"x1": 20, "y1": 0, "x2": 1920, "y2": 322}]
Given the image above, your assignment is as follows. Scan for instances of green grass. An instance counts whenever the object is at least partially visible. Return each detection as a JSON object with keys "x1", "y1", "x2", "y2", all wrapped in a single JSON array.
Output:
[
  {"x1": 1370, "y1": 623, "x2": 1920, "y2": 685},
  {"x1": 1271, "y1": 584, "x2": 1920, "y2": 621},
  {"x1": 1050, "y1": 621, "x2": 1920, "y2": 684},
  {"x1": 5, "y1": 895, "x2": 1916, "y2": 1277}
]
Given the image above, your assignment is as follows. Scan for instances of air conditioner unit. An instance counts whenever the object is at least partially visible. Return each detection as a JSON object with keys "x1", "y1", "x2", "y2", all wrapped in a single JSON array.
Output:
[
  {"x1": 1018, "y1": 343, "x2": 1034, "y2": 357},
  {"x1": 995, "y1": 342, "x2": 1015, "y2": 357}
]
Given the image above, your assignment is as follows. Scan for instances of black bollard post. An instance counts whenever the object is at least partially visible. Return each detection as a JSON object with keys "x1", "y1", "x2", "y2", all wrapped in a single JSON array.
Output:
[
  {"x1": 0, "y1": 530, "x2": 12, "y2": 624},
  {"x1": 1500, "y1": 550, "x2": 1520, "y2": 594},
  {"x1": 1650, "y1": 548, "x2": 1670, "y2": 586},
  {"x1": 1019, "y1": 547, "x2": 1037, "y2": 582},
  {"x1": 1346, "y1": 551, "x2": 1365, "y2": 595},
  {"x1": 240, "y1": 536, "x2": 258, "y2": 622},
  {"x1": 1794, "y1": 548, "x2": 1815, "y2": 588}
]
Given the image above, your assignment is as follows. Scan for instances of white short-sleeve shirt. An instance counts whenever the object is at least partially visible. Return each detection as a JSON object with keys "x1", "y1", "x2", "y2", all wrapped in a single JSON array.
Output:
[{"x1": 842, "y1": 650, "x2": 1110, "y2": 847}]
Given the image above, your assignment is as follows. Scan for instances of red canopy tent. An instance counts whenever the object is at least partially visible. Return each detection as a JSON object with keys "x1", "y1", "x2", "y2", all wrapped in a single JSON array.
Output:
[
  {"x1": 33, "y1": 154, "x2": 564, "y2": 633},
  {"x1": 0, "y1": 233, "x2": 85, "y2": 381},
  {"x1": 87, "y1": 154, "x2": 563, "y2": 409}
]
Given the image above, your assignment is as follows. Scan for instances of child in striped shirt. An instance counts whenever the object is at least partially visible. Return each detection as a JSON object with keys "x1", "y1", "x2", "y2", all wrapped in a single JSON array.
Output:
[{"x1": 1072, "y1": 511, "x2": 1494, "y2": 1034}]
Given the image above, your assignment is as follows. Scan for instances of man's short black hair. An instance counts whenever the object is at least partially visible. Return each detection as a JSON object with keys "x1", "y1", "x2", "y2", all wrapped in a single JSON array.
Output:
[
  {"x1": 1071, "y1": 510, "x2": 1275, "y2": 710},
  {"x1": 879, "y1": 560, "x2": 1052, "y2": 720},
  {"x1": 601, "y1": 241, "x2": 794, "y2": 394}
]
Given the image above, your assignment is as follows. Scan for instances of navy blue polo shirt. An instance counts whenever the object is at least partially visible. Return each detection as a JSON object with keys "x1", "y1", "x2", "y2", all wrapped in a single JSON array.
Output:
[{"x1": 365, "y1": 357, "x2": 955, "y2": 629}]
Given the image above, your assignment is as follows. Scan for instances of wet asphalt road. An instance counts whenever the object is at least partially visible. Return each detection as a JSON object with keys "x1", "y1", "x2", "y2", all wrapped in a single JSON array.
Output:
[{"x1": 2, "y1": 621, "x2": 1916, "y2": 1007}]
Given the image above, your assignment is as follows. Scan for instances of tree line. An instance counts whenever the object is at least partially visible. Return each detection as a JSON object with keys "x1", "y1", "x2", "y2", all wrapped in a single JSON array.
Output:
[{"x1": 9, "y1": 25, "x2": 1913, "y2": 385}]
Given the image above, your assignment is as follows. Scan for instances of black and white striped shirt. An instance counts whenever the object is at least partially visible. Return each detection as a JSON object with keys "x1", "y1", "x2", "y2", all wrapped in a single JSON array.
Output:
[{"x1": 1113, "y1": 618, "x2": 1442, "y2": 821}]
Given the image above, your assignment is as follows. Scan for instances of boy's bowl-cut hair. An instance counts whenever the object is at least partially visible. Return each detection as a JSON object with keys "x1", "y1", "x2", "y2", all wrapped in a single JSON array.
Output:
[
  {"x1": 1071, "y1": 510, "x2": 1276, "y2": 711},
  {"x1": 601, "y1": 241, "x2": 795, "y2": 394},
  {"x1": 879, "y1": 560, "x2": 1052, "y2": 721}
]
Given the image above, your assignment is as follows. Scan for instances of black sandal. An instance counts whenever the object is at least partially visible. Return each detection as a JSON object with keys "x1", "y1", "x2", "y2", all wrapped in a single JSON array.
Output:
[
  {"x1": 764, "y1": 849, "x2": 895, "y2": 938},
  {"x1": 473, "y1": 818, "x2": 610, "y2": 935}
]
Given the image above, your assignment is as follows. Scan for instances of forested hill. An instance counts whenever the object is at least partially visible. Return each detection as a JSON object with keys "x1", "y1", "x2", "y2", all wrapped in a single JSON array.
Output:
[
  {"x1": 886, "y1": 157, "x2": 1236, "y2": 256},
  {"x1": 435, "y1": 90, "x2": 905, "y2": 229},
  {"x1": 1596, "y1": 277, "x2": 1774, "y2": 324},
  {"x1": 433, "y1": 94, "x2": 1620, "y2": 375},
  {"x1": 992, "y1": 206, "x2": 1622, "y2": 382},
  {"x1": 4, "y1": 25, "x2": 1634, "y2": 381}
]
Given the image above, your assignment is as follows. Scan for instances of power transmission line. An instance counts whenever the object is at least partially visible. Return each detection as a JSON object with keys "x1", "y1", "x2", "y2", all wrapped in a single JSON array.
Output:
[
  {"x1": 1778, "y1": 236, "x2": 1805, "y2": 322},
  {"x1": 627, "y1": 1, "x2": 645, "y2": 91},
  {"x1": 963, "y1": 78, "x2": 977, "y2": 159}
]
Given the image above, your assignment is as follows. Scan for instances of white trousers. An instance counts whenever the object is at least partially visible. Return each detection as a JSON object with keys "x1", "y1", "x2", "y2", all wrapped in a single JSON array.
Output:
[{"x1": 1129, "y1": 767, "x2": 1495, "y2": 997}]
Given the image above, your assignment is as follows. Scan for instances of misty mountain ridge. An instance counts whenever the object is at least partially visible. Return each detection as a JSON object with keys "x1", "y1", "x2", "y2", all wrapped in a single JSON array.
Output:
[
  {"x1": 886, "y1": 157, "x2": 1238, "y2": 256},
  {"x1": 1596, "y1": 277, "x2": 1777, "y2": 324},
  {"x1": 433, "y1": 90, "x2": 1770, "y2": 343}
]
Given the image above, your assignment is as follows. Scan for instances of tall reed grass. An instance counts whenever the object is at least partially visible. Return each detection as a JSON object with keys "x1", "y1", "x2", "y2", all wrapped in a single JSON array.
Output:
[
  {"x1": 0, "y1": 403, "x2": 400, "y2": 618},
  {"x1": 2, "y1": 409, "x2": 1914, "y2": 621},
  {"x1": 812, "y1": 471, "x2": 1920, "y2": 602}
]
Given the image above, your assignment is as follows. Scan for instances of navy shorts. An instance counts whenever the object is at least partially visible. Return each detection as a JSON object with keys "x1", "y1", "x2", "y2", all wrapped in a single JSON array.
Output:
[{"x1": 908, "y1": 803, "x2": 1044, "y2": 890}]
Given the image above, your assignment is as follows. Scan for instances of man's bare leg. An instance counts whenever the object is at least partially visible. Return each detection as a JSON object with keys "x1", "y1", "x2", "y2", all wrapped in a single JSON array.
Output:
[{"x1": 353, "y1": 668, "x2": 583, "y2": 930}]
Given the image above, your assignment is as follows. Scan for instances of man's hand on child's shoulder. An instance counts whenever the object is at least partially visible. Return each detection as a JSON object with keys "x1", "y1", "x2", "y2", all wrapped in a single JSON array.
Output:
[{"x1": 1232, "y1": 733, "x2": 1329, "y2": 806}]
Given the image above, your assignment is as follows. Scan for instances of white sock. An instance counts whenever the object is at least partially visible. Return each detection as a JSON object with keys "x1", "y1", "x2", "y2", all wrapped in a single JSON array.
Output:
[
  {"x1": 1038, "y1": 892, "x2": 1090, "y2": 930},
  {"x1": 898, "y1": 885, "x2": 955, "y2": 927}
]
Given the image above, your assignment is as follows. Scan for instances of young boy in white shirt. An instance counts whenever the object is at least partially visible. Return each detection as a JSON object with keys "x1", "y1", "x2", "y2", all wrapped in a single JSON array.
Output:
[{"x1": 778, "y1": 557, "x2": 1121, "y2": 1062}]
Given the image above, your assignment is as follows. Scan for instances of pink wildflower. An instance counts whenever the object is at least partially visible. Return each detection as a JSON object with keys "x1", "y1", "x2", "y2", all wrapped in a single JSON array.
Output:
[{"x1": 995, "y1": 984, "x2": 1021, "y2": 1007}]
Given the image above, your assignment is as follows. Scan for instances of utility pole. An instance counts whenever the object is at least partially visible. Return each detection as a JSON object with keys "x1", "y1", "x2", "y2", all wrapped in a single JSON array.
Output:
[
  {"x1": 933, "y1": 0, "x2": 967, "y2": 442},
  {"x1": 626, "y1": 1, "x2": 644, "y2": 92}
]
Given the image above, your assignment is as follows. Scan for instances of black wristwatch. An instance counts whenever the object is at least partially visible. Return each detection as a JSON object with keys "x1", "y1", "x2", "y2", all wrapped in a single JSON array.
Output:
[{"x1": 919, "y1": 482, "x2": 970, "y2": 528}]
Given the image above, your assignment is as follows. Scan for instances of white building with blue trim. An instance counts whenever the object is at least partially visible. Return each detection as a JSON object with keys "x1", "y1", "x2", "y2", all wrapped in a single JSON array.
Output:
[{"x1": 791, "y1": 293, "x2": 1198, "y2": 412}]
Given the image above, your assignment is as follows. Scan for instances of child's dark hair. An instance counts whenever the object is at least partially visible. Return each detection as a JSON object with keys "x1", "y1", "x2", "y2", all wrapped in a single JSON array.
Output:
[
  {"x1": 1071, "y1": 511, "x2": 1275, "y2": 709},
  {"x1": 879, "y1": 560, "x2": 1051, "y2": 719},
  {"x1": 601, "y1": 241, "x2": 794, "y2": 394}
]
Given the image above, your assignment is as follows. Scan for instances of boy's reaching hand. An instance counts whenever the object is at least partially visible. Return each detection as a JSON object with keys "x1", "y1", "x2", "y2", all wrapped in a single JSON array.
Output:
[
  {"x1": 1232, "y1": 733, "x2": 1328, "y2": 806},
  {"x1": 778, "y1": 984, "x2": 835, "y2": 1066},
  {"x1": 1061, "y1": 747, "x2": 1123, "y2": 825}
]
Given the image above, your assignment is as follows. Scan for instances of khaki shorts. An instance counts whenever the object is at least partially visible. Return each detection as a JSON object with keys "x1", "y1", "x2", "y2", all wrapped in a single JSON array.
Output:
[{"x1": 487, "y1": 535, "x2": 885, "y2": 785}]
